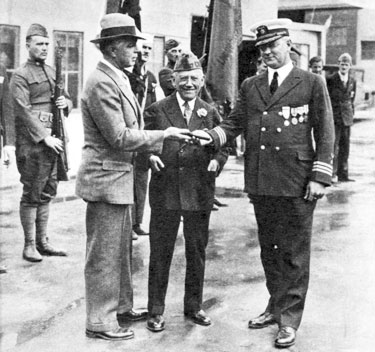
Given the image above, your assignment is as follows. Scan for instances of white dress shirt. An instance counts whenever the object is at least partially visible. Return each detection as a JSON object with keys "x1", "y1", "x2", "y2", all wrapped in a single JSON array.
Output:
[
  {"x1": 176, "y1": 92, "x2": 196, "y2": 125},
  {"x1": 268, "y1": 61, "x2": 294, "y2": 86}
]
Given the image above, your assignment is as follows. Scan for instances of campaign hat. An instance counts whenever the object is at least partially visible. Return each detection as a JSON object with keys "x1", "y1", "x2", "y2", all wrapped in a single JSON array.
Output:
[
  {"x1": 26, "y1": 24, "x2": 48, "y2": 39},
  {"x1": 91, "y1": 13, "x2": 144, "y2": 43},
  {"x1": 174, "y1": 52, "x2": 202, "y2": 72},
  {"x1": 250, "y1": 18, "x2": 292, "y2": 47}
]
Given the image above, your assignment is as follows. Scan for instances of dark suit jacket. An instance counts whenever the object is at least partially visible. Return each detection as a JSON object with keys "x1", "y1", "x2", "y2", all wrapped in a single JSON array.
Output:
[
  {"x1": 145, "y1": 92, "x2": 228, "y2": 211},
  {"x1": 209, "y1": 67, "x2": 334, "y2": 197},
  {"x1": 326, "y1": 72, "x2": 356, "y2": 126},
  {"x1": 75, "y1": 61, "x2": 165, "y2": 204},
  {"x1": 0, "y1": 64, "x2": 15, "y2": 152}
]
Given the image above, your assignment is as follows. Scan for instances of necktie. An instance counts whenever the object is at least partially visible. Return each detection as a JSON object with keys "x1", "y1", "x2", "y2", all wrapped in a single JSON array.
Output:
[
  {"x1": 270, "y1": 71, "x2": 278, "y2": 95},
  {"x1": 183, "y1": 101, "x2": 192, "y2": 126}
]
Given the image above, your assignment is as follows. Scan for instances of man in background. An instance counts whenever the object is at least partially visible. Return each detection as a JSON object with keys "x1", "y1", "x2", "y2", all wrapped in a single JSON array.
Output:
[
  {"x1": 326, "y1": 53, "x2": 356, "y2": 183},
  {"x1": 309, "y1": 56, "x2": 324, "y2": 76}
]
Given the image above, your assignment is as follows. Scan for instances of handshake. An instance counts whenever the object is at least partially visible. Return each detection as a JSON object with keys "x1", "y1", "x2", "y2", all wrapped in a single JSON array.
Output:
[{"x1": 163, "y1": 127, "x2": 212, "y2": 145}]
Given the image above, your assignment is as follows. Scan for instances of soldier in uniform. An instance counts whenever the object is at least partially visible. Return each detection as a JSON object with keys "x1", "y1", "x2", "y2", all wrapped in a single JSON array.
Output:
[
  {"x1": 158, "y1": 39, "x2": 181, "y2": 97},
  {"x1": 326, "y1": 53, "x2": 356, "y2": 182},
  {"x1": 193, "y1": 19, "x2": 334, "y2": 348},
  {"x1": 10, "y1": 24, "x2": 73, "y2": 263},
  {"x1": 145, "y1": 52, "x2": 228, "y2": 332}
]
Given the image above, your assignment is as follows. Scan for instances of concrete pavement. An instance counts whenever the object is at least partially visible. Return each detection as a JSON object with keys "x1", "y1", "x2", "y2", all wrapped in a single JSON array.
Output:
[{"x1": 1, "y1": 110, "x2": 375, "y2": 351}]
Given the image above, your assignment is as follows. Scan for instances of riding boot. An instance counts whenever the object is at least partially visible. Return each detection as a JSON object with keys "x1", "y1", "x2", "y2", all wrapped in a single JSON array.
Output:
[
  {"x1": 36, "y1": 203, "x2": 67, "y2": 256},
  {"x1": 20, "y1": 204, "x2": 42, "y2": 262}
]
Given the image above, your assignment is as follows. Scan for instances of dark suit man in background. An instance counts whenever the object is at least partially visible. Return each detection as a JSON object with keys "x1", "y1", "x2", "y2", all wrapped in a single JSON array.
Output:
[
  {"x1": 75, "y1": 13, "x2": 190, "y2": 341},
  {"x1": 1, "y1": 63, "x2": 15, "y2": 274},
  {"x1": 10, "y1": 24, "x2": 72, "y2": 263},
  {"x1": 194, "y1": 19, "x2": 334, "y2": 348},
  {"x1": 124, "y1": 34, "x2": 158, "y2": 238},
  {"x1": 145, "y1": 53, "x2": 228, "y2": 332},
  {"x1": 327, "y1": 53, "x2": 356, "y2": 183}
]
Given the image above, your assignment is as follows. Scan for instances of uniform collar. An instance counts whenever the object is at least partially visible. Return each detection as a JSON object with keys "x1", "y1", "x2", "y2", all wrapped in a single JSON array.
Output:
[{"x1": 268, "y1": 61, "x2": 294, "y2": 85}]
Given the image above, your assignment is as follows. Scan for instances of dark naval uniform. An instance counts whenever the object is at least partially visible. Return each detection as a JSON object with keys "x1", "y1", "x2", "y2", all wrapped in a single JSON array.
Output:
[
  {"x1": 326, "y1": 71, "x2": 356, "y2": 181},
  {"x1": 208, "y1": 66, "x2": 334, "y2": 330},
  {"x1": 145, "y1": 92, "x2": 228, "y2": 316}
]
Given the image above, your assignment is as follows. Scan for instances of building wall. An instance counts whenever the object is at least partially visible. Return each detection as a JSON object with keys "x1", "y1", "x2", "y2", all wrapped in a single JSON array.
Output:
[{"x1": 305, "y1": 8, "x2": 358, "y2": 66}]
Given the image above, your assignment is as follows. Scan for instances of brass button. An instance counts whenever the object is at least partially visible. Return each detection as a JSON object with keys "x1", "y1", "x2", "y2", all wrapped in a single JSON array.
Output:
[
  {"x1": 261, "y1": 127, "x2": 266, "y2": 132},
  {"x1": 263, "y1": 111, "x2": 268, "y2": 115},
  {"x1": 277, "y1": 127, "x2": 282, "y2": 133},
  {"x1": 275, "y1": 146, "x2": 280, "y2": 151},
  {"x1": 260, "y1": 145, "x2": 265, "y2": 150}
]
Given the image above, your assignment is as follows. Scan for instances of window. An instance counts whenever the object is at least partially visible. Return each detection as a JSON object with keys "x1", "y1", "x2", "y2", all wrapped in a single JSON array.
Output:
[
  {"x1": 0, "y1": 24, "x2": 20, "y2": 74},
  {"x1": 328, "y1": 27, "x2": 347, "y2": 46},
  {"x1": 54, "y1": 31, "x2": 83, "y2": 109},
  {"x1": 148, "y1": 36, "x2": 165, "y2": 77},
  {"x1": 361, "y1": 41, "x2": 375, "y2": 60}
]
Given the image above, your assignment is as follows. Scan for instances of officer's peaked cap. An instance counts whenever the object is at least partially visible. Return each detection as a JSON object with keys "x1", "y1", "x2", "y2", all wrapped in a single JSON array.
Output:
[
  {"x1": 91, "y1": 13, "x2": 144, "y2": 44},
  {"x1": 174, "y1": 52, "x2": 202, "y2": 72},
  {"x1": 250, "y1": 18, "x2": 292, "y2": 47}
]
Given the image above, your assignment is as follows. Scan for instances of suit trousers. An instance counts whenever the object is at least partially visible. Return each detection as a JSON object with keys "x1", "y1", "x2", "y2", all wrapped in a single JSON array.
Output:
[
  {"x1": 85, "y1": 201, "x2": 133, "y2": 331},
  {"x1": 333, "y1": 124, "x2": 351, "y2": 180},
  {"x1": 251, "y1": 196, "x2": 316, "y2": 330},
  {"x1": 131, "y1": 167, "x2": 149, "y2": 226},
  {"x1": 147, "y1": 208, "x2": 210, "y2": 315}
]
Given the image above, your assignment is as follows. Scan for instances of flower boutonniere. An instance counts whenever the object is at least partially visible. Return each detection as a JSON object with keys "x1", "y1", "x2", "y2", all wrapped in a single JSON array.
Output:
[{"x1": 197, "y1": 108, "x2": 208, "y2": 118}]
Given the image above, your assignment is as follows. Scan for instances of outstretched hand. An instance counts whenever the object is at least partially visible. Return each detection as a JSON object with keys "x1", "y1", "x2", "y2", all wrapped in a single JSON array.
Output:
[
  {"x1": 189, "y1": 130, "x2": 212, "y2": 146},
  {"x1": 163, "y1": 127, "x2": 192, "y2": 141}
]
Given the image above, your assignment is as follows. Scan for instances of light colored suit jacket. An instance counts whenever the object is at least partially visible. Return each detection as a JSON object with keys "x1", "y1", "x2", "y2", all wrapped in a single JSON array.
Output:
[{"x1": 75, "y1": 61, "x2": 164, "y2": 204}]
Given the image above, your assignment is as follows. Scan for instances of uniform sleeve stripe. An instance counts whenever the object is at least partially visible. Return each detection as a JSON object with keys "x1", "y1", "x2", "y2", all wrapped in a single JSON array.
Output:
[
  {"x1": 213, "y1": 126, "x2": 227, "y2": 146},
  {"x1": 312, "y1": 161, "x2": 332, "y2": 176}
]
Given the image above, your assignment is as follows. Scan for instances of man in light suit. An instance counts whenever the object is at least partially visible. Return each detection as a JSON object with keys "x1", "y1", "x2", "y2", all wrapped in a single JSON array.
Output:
[
  {"x1": 193, "y1": 19, "x2": 334, "y2": 348},
  {"x1": 326, "y1": 53, "x2": 356, "y2": 182},
  {"x1": 144, "y1": 53, "x2": 228, "y2": 332},
  {"x1": 75, "y1": 13, "x2": 190, "y2": 341}
]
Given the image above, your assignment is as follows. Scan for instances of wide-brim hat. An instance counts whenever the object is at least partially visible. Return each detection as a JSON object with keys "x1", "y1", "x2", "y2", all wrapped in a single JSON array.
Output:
[
  {"x1": 91, "y1": 13, "x2": 145, "y2": 43},
  {"x1": 250, "y1": 18, "x2": 292, "y2": 47}
]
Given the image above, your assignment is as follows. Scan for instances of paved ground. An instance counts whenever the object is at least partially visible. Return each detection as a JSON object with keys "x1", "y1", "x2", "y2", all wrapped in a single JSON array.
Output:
[{"x1": 1, "y1": 110, "x2": 375, "y2": 352}]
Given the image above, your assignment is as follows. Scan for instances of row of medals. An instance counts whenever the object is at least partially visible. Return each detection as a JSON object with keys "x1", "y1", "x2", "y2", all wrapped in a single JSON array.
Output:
[{"x1": 279, "y1": 105, "x2": 309, "y2": 127}]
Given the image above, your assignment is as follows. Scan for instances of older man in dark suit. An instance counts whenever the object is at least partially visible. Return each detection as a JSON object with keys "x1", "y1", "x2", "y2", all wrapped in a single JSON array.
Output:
[
  {"x1": 326, "y1": 53, "x2": 356, "y2": 182},
  {"x1": 75, "y1": 13, "x2": 190, "y2": 341},
  {"x1": 193, "y1": 19, "x2": 334, "y2": 348},
  {"x1": 144, "y1": 52, "x2": 228, "y2": 332}
]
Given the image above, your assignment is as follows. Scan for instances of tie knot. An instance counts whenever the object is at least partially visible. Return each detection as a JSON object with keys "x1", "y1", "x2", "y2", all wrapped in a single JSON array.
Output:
[
  {"x1": 273, "y1": 71, "x2": 278, "y2": 79},
  {"x1": 183, "y1": 100, "x2": 190, "y2": 108}
]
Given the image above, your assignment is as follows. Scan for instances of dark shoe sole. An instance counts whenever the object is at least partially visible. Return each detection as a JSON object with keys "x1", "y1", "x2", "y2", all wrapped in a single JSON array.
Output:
[
  {"x1": 85, "y1": 330, "x2": 134, "y2": 341},
  {"x1": 22, "y1": 255, "x2": 43, "y2": 262},
  {"x1": 275, "y1": 340, "x2": 295, "y2": 348},
  {"x1": 146, "y1": 325, "x2": 165, "y2": 332}
]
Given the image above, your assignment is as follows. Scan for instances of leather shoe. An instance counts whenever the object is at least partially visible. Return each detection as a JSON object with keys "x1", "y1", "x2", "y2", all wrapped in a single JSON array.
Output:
[
  {"x1": 133, "y1": 224, "x2": 149, "y2": 236},
  {"x1": 213, "y1": 198, "x2": 228, "y2": 207},
  {"x1": 132, "y1": 231, "x2": 138, "y2": 240},
  {"x1": 275, "y1": 326, "x2": 296, "y2": 348},
  {"x1": 117, "y1": 309, "x2": 148, "y2": 322},
  {"x1": 212, "y1": 205, "x2": 219, "y2": 211},
  {"x1": 147, "y1": 314, "x2": 165, "y2": 332},
  {"x1": 185, "y1": 310, "x2": 211, "y2": 326},
  {"x1": 86, "y1": 327, "x2": 134, "y2": 341},
  {"x1": 338, "y1": 177, "x2": 355, "y2": 182},
  {"x1": 248, "y1": 312, "x2": 276, "y2": 329}
]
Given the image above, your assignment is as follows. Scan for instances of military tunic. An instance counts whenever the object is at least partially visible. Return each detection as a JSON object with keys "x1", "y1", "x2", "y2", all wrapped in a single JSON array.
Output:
[
  {"x1": 10, "y1": 59, "x2": 72, "y2": 205},
  {"x1": 208, "y1": 66, "x2": 334, "y2": 330}
]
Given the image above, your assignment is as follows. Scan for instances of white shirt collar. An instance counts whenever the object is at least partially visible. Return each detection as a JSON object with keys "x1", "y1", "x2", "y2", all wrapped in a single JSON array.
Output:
[
  {"x1": 268, "y1": 61, "x2": 294, "y2": 86},
  {"x1": 338, "y1": 71, "x2": 348, "y2": 83},
  {"x1": 176, "y1": 92, "x2": 196, "y2": 112}
]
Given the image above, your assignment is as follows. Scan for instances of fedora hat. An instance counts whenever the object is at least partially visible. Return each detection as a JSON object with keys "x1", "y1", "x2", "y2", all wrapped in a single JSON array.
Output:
[
  {"x1": 250, "y1": 18, "x2": 292, "y2": 47},
  {"x1": 91, "y1": 13, "x2": 145, "y2": 43}
]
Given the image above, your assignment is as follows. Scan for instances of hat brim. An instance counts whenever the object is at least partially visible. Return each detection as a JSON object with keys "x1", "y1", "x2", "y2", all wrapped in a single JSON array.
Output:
[
  {"x1": 255, "y1": 34, "x2": 283, "y2": 47},
  {"x1": 91, "y1": 33, "x2": 145, "y2": 44}
]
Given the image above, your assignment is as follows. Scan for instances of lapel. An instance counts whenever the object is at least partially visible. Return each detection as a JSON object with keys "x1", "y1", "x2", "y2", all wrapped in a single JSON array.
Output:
[
  {"x1": 97, "y1": 62, "x2": 139, "y2": 117},
  {"x1": 264, "y1": 67, "x2": 303, "y2": 108},
  {"x1": 163, "y1": 92, "x2": 187, "y2": 128},
  {"x1": 254, "y1": 72, "x2": 271, "y2": 105}
]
